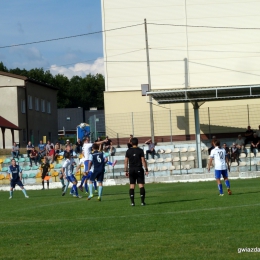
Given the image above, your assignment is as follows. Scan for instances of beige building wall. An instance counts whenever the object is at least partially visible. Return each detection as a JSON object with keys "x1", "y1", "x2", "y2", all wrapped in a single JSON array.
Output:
[
  {"x1": 0, "y1": 85, "x2": 20, "y2": 148},
  {"x1": 102, "y1": 0, "x2": 260, "y2": 138}
]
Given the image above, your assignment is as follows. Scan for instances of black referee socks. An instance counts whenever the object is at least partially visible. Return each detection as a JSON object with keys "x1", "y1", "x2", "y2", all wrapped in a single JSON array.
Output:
[
  {"x1": 140, "y1": 187, "x2": 145, "y2": 203},
  {"x1": 129, "y1": 189, "x2": 135, "y2": 203}
]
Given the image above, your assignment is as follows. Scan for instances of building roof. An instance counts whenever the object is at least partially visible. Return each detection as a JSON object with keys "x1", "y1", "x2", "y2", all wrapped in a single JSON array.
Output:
[
  {"x1": 0, "y1": 71, "x2": 58, "y2": 90},
  {"x1": 0, "y1": 116, "x2": 20, "y2": 130},
  {"x1": 146, "y1": 84, "x2": 260, "y2": 104}
]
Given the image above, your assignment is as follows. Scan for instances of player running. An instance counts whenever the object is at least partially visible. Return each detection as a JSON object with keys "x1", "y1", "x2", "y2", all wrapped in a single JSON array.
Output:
[
  {"x1": 62, "y1": 153, "x2": 82, "y2": 198},
  {"x1": 208, "y1": 140, "x2": 232, "y2": 196},
  {"x1": 8, "y1": 159, "x2": 29, "y2": 199}
]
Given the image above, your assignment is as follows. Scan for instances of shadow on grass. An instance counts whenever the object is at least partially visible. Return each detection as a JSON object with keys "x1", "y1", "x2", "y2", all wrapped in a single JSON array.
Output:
[
  {"x1": 147, "y1": 198, "x2": 204, "y2": 205},
  {"x1": 230, "y1": 190, "x2": 260, "y2": 196}
]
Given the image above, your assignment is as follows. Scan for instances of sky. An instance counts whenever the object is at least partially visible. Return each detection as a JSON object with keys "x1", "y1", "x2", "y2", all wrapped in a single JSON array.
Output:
[{"x1": 0, "y1": 0, "x2": 104, "y2": 78}]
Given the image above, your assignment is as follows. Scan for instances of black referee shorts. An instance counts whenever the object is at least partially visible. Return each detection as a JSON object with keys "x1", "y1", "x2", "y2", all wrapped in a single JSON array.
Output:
[{"x1": 129, "y1": 167, "x2": 145, "y2": 185}]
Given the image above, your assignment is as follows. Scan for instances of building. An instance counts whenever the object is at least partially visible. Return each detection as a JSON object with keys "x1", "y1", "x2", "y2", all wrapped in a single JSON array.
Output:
[
  {"x1": 101, "y1": 0, "x2": 260, "y2": 141},
  {"x1": 0, "y1": 71, "x2": 58, "y2": 148}
]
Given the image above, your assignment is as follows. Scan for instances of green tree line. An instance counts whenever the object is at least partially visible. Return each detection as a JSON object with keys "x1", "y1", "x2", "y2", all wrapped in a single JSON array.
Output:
[{"x1": 0, "y1": 61, "x2": 105, "y2": 110}]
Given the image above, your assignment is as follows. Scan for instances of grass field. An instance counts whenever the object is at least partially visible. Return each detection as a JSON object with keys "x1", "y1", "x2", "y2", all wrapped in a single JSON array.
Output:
[{"x1": 0, "y1": 179, "x2": 260, "y2": 260}]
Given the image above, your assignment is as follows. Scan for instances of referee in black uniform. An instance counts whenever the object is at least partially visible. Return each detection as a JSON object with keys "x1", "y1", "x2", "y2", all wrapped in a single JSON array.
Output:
[{"x1": 124, "y1": 138, "x2": 148, "y2": 206}]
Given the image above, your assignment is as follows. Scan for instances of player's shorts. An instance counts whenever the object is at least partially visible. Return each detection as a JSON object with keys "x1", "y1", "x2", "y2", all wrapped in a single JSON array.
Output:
[
  {"x1": 129, "y1": 167, "x2": 145, "y2": 185},
  {"x1": 90, "y1": 171, "x2": 104, "y2": 183},
  {"x1": 41, "y1": 172, "x2": 48, "y2": 180},
  {"x1": 10, "y1": 179, "x2": 24, "y2": 188},
  {"x1": 66, "y1": 175, "x2": 77, "y2": 183},
  {"x1": 215, "y1": 169, "x2": 228, "y2": 179}
]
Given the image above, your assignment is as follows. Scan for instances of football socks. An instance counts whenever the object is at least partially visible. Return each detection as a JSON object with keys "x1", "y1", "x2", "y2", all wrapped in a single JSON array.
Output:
[
  {"x1": 80, "y1": 176, "x2": 87, "y2": 186},
  {"x1": 98, "y1": 186, "x2": 103, "y2": 198},
  {"x1": 218, "y1": 184, "x2": 223, "y2": 194},
  {"x1": 10, "y1": 190, "x2": 13, "y2": 197},
  {"x1": 140, "y1": 187, "x2": 145, "y2": 204},
  {"x1": 88, "y1": 182, "x2": 93, "y2": 197},
  {"x1": 129, "y1": 189, "x2": 135, "y2": 204},
  {"x1": 84, "y1": 183, "x2": 88, "y2": 192},
  {"x1": 225, "y1": 180, "x2": 230, "y2": 189},
  {"x1": 93, "y1": 181, "x2": 97, "y2": 191},
  {"x1": 73, "y1": 184, "x2": 78, "y2": 196},
  {"x1": 22, "y1": 189, "x2": 28, "y2": 197}
]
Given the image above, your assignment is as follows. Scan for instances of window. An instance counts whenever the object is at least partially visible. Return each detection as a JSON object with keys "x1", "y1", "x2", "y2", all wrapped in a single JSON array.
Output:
[
  {"x1": 47, "y1": 101, "x2": 51, "y2": 114},
  {"x1": 28, "y1": 95, "x2": 33, "y2": 109},
  {"x1": 21, "y1": 99, "x2": 26, "y2": 113},
  {"x1": 41, "y1": 99, "x2": 45, "y2": 112},
  {"x1": 35, "y1": 98, "x2": 39, "y2": 111}
]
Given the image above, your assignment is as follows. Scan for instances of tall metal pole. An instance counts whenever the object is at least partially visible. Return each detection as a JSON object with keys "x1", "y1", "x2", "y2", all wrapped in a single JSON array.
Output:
[
  {"x1": 131, "y1": 112, "x2": 134, "y2": 137},
  {"x1": 169, "y1": 110, "x2": 173, "y2": 145},
  {"x1": 144, "y1": 19, "x2": 155, "y2": 143}
]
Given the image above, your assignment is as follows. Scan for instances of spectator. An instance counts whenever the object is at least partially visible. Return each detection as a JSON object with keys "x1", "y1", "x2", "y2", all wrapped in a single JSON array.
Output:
[
  {"x1": 145, "y1": 138, "x2": 155, "y2": 160},
  {"x1": 11, "y1": 142, "x2": 19, "y2": 159},
  {"x1": 95, "y1": 137, "x2": 103, "y2": 151},
  {"x1": 251, "y1": 133, "x2": 259, "y2": 154},
  {"x1": 47, "y1": 145, "x2": 55, "y2": 164},
  {"x1": 244, "y1": 126, "x2": 254, "y2": 144},
  {"x1": 46, "y1": 140, "x2": 54, "y2": 155},
  {"x1": 208, "y1": 136, "x2": 217, "y2": 155},
  {"x1": 104, "y1": 136, "x2": 115, "y2": 155},
  {"x1": 30, "y1": 147, "x2": 38, "y2": 167},
  {"x1": 75, "y1": 138, "x2": 83, "y2": 154},
  {"x1": 127, "y1": 135, "x2": 133, "y2": 149},
  {"x1": 54, "y1": 142, "x2": 60, "y2": 160},
  {"x1": 38, "y1": 140, "x2": 46, "y2": 159},
  {"x1": 256, "y1": 125, "x2": 260, "y2": 138},
  {"x1": 222, "y1": 143, "x2": 230, "y2": 161},
  {"x1": 235, "y1": 134, "x2": 244, "y2": 150},
  {"x1": 26, "y1": 141, "x2": 34, "y2": 157},
  {"x1": 230, "y1": 143, "x2": 239, "y2": 162}
]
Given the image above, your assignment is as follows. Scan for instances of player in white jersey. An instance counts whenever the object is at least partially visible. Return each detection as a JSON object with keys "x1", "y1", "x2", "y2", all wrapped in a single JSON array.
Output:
[
  {"x1": 61, "y1": 153, "x2": 82, "y2": 198},
  {"x1": 208, "y1": 140, "x2": 232, "y2": 196}
]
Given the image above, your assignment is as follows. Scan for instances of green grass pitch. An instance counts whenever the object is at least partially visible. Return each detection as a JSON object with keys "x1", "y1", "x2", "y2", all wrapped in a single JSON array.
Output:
[{"x1": 0, "y1": 179, "x2": 260, "y2": 260}]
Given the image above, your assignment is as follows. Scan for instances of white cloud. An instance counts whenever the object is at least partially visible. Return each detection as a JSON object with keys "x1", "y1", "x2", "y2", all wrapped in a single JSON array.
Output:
[{"x1": 50, "y1": 57, "x2": 104, "y2": 78}]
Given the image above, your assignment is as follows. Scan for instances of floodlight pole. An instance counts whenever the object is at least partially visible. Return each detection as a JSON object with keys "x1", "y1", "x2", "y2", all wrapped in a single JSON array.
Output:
[
  {"x1": 194, "y1": 102, "x2": 202, "y2": 168},
  {"x1": 144, "y1": 19, "x2": 155, "y2": 143}
]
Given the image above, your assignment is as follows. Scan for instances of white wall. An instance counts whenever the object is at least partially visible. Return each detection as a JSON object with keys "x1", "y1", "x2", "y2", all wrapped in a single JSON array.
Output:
[{"x1": 102, "y1": 0, "x2": 260, "y2": 91}]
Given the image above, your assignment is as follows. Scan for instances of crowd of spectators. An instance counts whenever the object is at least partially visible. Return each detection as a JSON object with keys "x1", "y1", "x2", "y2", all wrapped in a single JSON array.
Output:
[{"x1": 209, "y1": 125, "x2": 260, "y2": 163}]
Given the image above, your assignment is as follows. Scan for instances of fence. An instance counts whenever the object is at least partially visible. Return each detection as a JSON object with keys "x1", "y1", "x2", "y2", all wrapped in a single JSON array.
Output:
[{"x1": 104, "y1": 103, "x2": 260, "y2": 145}]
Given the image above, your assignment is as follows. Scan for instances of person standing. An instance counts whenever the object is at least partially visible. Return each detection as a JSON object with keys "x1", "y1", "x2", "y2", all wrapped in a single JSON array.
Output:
[
  {"x1": 87, "y1": 143, "x2": 108, "y2": 201},
  {"x1": 127, "y1": 135, "x2": 133, "y2": 149},
  {"x1": 61, "y1": 153, "x2": 82, "y2": 198},
  {"x1": 144, "y1": 138, "x2": 155, "y2": 160},
  {"x1": 40, "y1": 156, "x2": 50, "y2": 190},
  {"x1": 124, "y1": 138, "x2": 149, "y2": 206},
  {"x1": 208, "y1": 140, "x2": 232, "y2": 196},
  {"x1": 8, "y1": 159, "x2": 29, "y2": 199}
]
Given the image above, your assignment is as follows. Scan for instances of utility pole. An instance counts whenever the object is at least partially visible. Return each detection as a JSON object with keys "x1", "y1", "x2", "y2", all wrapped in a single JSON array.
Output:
[{"x1": 144, "y1": 18, "x2": 155, "y2": 143}]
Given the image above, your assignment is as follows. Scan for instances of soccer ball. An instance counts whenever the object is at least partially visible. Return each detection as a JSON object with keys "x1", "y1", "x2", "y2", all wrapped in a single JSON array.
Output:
[{"x1": 79, "y1": 123, "x2": 86, "y2": 128}]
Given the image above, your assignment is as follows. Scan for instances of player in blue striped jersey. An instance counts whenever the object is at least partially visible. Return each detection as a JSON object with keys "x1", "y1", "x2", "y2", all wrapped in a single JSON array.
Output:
[
  {"x1": 87, "y1": 143, "x2": 108, "y2": 201},
  {"x1": 8, "y1": 159, "x2": 29, "y2": 199}
]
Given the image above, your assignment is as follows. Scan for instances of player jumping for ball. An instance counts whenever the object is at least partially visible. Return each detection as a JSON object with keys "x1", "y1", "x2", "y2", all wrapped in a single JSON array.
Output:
[{"x1": 208, "y1": 140, "x2": 232, "y2": 196}]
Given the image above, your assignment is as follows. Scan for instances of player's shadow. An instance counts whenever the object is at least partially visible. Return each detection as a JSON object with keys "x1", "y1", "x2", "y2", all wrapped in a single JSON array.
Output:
[
  {"x1": 230, "y1": 190, "x2": 260, "y2": 196},
  {"x1": 148, "y1": 198, "x2": 204, "y2": 205}
]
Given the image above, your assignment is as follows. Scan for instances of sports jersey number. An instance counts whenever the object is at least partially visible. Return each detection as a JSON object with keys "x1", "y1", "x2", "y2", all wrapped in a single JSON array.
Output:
[
  {"x1": 97, "y1": 155, "x2": 101, "y2": 163},
  {"x1": 218, "y1": 151, "x2": 224, "y2": 159}
]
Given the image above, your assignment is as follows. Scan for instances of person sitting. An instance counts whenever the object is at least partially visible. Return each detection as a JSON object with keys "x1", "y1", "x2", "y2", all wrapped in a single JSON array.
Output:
[
  {"x1": 11, "y1": 142, "x2": 19, "y2": 159},
  {"x1": 245, "y1": 126, "x2": 254, "y2": 145},
  {"x1": 38, "y1": 140, "x2": 46, "y2": 159},
  {"x1": 127, "y1": 135, "x2": 133, "y2": 149},
  {"x1": 47, "y1": 145, "x2": 55, "y2": 164},
  {"x1": 30, "y1": 147, "x2": 38, "y2": 167},
  {"x1": 54, "y1": 142, "x2": 60, "y2": 160},
  {"x1": 46, "y1": 140, "x2": 54, "y2": 155},
  {"x1": 251, "y1": 133, "x2": 259, "y2": 154},
  {"x1": 75, "y1": 138, "x2": 83, "y2": 154},
  {"x1": 26, "y1": 141, "x2": 34, "y2": 157},
  {"x1": 235, "y1": 134, "x2": 244, "y2": 154},
  {"x1": 104, "y1": 136, "x2": 114, "y2": 155},
  {"x1": 95, "y1": 137, "x2": 103, "y2": 151},
  {"x1": 145, "y1": 138, "x2": 155, "y2": 160},
  {"x1": 230, "y1": 143, "x2": 239, "y2": 162}
]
